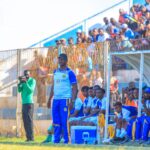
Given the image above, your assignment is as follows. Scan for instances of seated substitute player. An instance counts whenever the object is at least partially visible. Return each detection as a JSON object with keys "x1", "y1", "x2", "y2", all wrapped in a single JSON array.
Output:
[
  {"x1": 81, "y1": 87, "x2": 106, "y2": 126},
  {"x1": 69, "y1": 86, "x2": 94, "y2": 126},
  {"x1": 111, "y1": 102, "x2": 137, "y2": 144},
  {"x1": 68, "y1": 96, "x2": 84, "y2": 126},
  {"x1": 134, "y1": 87, "x2": 150, "y2": 145},
  {"x1": 82, "y1": 86, "x2": 93, "y2": 117}
]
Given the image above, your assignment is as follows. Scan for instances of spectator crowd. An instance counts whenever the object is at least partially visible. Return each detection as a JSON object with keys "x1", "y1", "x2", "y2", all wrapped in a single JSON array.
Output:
[{"x1": 54, "y1": 0, "x2": 150, "y2": 51}]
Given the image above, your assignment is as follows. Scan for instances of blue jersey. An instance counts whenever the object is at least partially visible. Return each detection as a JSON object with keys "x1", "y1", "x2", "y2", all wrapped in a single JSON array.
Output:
[
  {"x1": 83, "y1": 97, "x2": 92, "y2": 116},
  {"x1": 91, "y1": 97, "x2": 102, "y2": 116},
  {"x1": 70, "y1": 98, "x2": 83, "y2": 117},
  {"x1": 142, "y1": 99, "x2": 150, "y2": 116},
  {"x1": 83, "y1": 97, "x2": 92, "y2": 108},
  {"x1": 145, "y1": 100, "x2": 150, "y2": 109},
  {"x1": 99, "y1": 97, "x2": 106, "y2": 110},
  {"x1": 53, "y1": 67, "x2": 77, "y2": 99}
]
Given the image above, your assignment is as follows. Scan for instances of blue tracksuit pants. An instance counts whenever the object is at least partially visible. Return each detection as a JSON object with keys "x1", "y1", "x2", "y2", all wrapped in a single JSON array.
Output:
[
  {"x1": 135, "y1": 116, "x2": 146, "y2": 140},
  {"x1": 142, "y1": 116, "x2": 150, "y2": 141},
  {"x1": 52, "y1": 99, "x2": 69, "y2": 143},
  {"x1": 126, "y1": 118, "x2": 136, "y2": 139}
]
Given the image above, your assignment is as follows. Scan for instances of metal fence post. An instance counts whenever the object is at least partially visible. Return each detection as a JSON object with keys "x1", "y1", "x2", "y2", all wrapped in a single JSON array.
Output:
[
  {"x1": 104, "y1": 52, "x2": 112, "y2": 140},
  {"x1": 103, "y1": 41, "x2": 109, "y2": 89},
  {"x1": 16, "y1": 49, "x2": 22, "y2": 137},
  {"x1": 138, "y1": 53, "x2": 144, "y2": 117}
]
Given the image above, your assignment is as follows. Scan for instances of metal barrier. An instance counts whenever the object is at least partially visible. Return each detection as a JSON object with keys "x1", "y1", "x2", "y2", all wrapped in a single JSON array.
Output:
[{"x1": 0, "y1": 40, "x2": 150, "y2": 137}]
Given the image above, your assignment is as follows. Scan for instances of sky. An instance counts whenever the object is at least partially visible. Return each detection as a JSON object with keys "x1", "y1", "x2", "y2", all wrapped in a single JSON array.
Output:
[{"x1": 0, "y1": 0, "x2": 128, "y2": 50}]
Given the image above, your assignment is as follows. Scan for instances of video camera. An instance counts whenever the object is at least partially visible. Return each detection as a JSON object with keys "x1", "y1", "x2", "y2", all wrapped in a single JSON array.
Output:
[
  {"x1": 18, "y1": 70, "x2": 30, "y2": 83},
  {"x1": 18, "y1": 76, "x2": 27, "y2": 83}
]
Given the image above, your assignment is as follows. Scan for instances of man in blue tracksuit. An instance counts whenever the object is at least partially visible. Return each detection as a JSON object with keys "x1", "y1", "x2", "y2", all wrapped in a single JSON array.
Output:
[
  {"x1": 135, "y1": 87, "x2": 150, "y2": 145},
  {"x1": 47, "y1": 53, "x2": 78, "y2": 144}
]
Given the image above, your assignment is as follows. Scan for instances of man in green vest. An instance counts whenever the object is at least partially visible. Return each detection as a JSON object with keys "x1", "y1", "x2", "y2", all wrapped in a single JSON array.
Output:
[{"x1": 18, "y1": 70, "x2": 36, "y2": 141}]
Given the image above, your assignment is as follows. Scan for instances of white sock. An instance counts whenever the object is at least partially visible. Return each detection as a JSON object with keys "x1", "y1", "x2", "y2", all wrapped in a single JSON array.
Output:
[
  {"x1": 116, "y1": 129, "x2": 121, "y2": 137},
  {"x1": 119, "y1": 128, "x2": 127, "y2": 138}
]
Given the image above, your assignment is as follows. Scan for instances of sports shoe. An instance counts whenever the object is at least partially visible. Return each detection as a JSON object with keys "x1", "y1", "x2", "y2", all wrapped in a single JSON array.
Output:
[
  {"x1": 140, "y1": 140, "x2": 150, "y2": 145},
  {"x1": 42, "y1": 135, "x2": 52, "y2": 144},
  {"x1": 110, "y1": 137, "x2": 125, "y2": 144},
  {"x1": 102, "y1": 138, "x2": 112, "y2": 144},
  {"x1": 119, "y1": 136, "x2": 130, "y2": 144}
]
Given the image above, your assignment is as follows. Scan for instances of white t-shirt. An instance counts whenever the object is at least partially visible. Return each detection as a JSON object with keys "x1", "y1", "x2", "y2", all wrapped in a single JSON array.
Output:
[{"x1": 97, "y1": 33, "x2": 110, "y2": 42}]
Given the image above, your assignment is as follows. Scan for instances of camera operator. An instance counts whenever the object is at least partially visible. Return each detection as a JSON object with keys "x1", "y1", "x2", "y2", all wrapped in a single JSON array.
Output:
[{"x1": 18, "y1": 70, "x2": 36, "y2": 142}]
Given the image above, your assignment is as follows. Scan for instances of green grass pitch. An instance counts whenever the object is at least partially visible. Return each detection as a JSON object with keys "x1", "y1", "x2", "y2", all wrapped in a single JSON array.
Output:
[{"x1": 0, "y1": 136, "x2": 149, "y2": 150}]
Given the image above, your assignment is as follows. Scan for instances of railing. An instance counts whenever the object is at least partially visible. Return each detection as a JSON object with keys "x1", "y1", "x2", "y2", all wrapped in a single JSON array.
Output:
[{"x1": 109, "y1": 38, "x2": 150, "y2": 52}]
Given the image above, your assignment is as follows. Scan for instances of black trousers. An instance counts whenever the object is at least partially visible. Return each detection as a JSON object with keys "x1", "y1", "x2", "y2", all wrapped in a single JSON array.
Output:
[{"x1": 22, "y1": 103, "x2": 34, "y2": 140}]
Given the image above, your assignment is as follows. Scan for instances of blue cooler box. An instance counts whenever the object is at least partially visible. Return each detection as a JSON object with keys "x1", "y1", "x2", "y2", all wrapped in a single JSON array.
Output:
[{"x1": 71, "y1": 126, "x2": 98, "y2": 144}]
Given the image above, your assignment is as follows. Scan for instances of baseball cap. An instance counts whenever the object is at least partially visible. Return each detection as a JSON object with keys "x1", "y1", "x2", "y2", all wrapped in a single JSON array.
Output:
[
  {"x1": 58, "y1": 53, "x2": 68, "y2": 61},
  {"x1": 121, "y1": 23, "x2": 128, "y2": 29},
  {"x1": 144, "y1": 87, "x2": 150, "y2": 94}
]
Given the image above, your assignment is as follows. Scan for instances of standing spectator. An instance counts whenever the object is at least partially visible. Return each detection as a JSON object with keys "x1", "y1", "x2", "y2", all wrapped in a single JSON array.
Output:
[
  {"x1": 110, "y1": 76, "x2": 119, "y2": 109},
  {"x1": 94, "y1": 71, "x2": 103, "y2": 88},
  {"x1": 145, "y1": 12, "x2": 150, "y2": 22},
  {"x1": 60, "y1": 38, "x2": 67, "y2": 47},
  {"x1": 87, "y1": 37, "x2": 95, "y2": 55},
  {"x1": 121, "y1": 24, "x2": 135, "y2": 39},
  {"x1": 60, "y1": 38, "x2": 67, "y2": 54},
  {"x1": 145, "y1": 23, "x2": 150, "y2": 38},
  {"x1": 97, "y1": 28, "x2": 110, "y2": 42},
  {"x1": 18, "y1": 70, "x2": 36, "y2": 142},
  {"x1": 91, "y1": 28, "x2": 99, "y2": 42},
  {"x1": 68, "y1": 37, "x2": 76, "y2": 49},
  {"x1": 140, "y1": 5, "x2": 148, "y2": 16},
  {"x1": 110, "y1": 18, "x2": 121, "y2": 29},
  {"x1": 76, "y1": 29, "x2": 82, "y2": 39},
  {"x1": 118, "y1": 34, "x2": 134, "y2": 51},
  {"x1": 125, "y1": 90, "x2": 138, "y2": 108},
  {"x1": 88, "y1": 30, "x2": 93, "y2": 39},
  {"x1": 47, "y1": 53, "x2": 78, "y2": 144},
  {"x1": 55, "y1": 40, "x2": 61, "y2": 49},
  {"x1": 137, "y1": 23, "x2": 146, "y2": 38},
  {"x1": 119, "y1": 8, "x2": 128, "y2": 24},
  {"x1": 81, "y1": 32, "x2": 87, "y2": 43},
  {"x1": 107, "y1": 25, "x2": 119, "y2": 39},
  {"x1": 76, "y1": 37, "x2": 82, "y2": 44},
  {"x1": 103, "y1": 17, "x2": 111, "y2": 32},
  {"x1": 68, "y1": 37, "x2": 74, "y2": 45},
  {"x1": 145, "y1": 0, "x2": 150, "y2": 11}
]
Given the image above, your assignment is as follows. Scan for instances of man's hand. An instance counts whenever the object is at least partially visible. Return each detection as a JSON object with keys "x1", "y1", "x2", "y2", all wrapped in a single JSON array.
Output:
[
  {"x1": 68, "y1": 100, "x2": 74, "y2": 111},
  {"x1": 47, "y1": 99, "x2": 51, "y2": 108}
]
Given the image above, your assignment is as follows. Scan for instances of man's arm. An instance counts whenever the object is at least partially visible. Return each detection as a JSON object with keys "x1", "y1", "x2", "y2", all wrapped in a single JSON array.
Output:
[
  {"x1": 47, "y1": 78, "x2": 54, "y2": 108},
  {"x1": 82, "y1": 107, "x2": 100, "y2": 120},
  {"x1": 70, "y1": 110, "x2": 79, "y2": 118},
  {"x1": 47, "y1": 77, "x2": 54, "y2": 108},
  {"x1": 71, "y1": 83, "x2": 78, "y2": 102},
  {"x1": 83, "y1": 107, "x2": 90, "y2": 115},
  {"x1": 17, "y1": 83, "x2": 23, "y2": 93}
]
